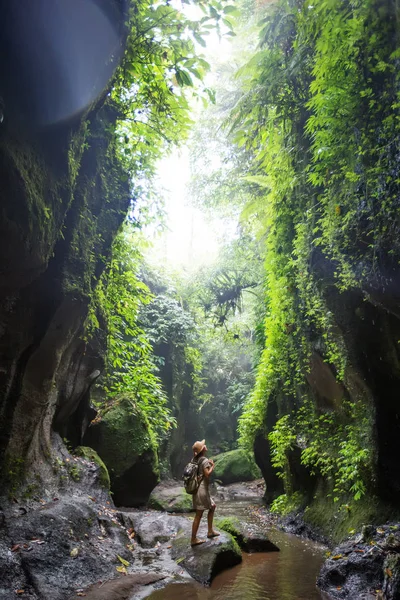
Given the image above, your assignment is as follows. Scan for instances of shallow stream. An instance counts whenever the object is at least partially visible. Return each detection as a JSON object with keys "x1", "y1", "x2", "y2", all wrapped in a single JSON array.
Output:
[{"x1": 145, "y1": 496, "x2": 330, "y2": 600}]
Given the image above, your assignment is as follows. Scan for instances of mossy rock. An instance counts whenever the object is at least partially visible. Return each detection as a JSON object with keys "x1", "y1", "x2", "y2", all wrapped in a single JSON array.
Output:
[
  {"x1": 215, "y1": 516, "x2": 242, "y2": 539},
  {"x1": 74, "y1": 446, "x2": 110, "y2": 490},
  {"x1": 83, "y1": 395, "x2": 159, "y2": 506},
  {"x1": 212, "y1": 449, "x2": 261, "y2": 484},
  {"x1": 215, "y1": 516, "x2": 279, "y2": 553},
  {"x1": 148, "y1": 482, "x2": 193, "y2": 513},
  {"x1": 171, "y1": 530, "x2": 242, "y2": 584},
  {"x1": 302, "y1": 483, "x2": 400, "y2": 544}
]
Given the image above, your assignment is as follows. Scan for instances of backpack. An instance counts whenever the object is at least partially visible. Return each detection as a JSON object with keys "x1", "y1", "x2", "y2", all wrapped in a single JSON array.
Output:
[{"x1": 183, "y1": 457, "x2": 206, "y2": 495}]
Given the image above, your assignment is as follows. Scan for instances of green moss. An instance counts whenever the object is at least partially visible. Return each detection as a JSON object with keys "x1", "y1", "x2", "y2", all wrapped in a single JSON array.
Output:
[
  {"x1": 85, "y1": 395, "x2": 159, "y2": 480},
  {"x1": 214, "y1": 517, "x2": 251, "y2": 550},
  {"x1": 172, "y1": 531, "x2": 242, "y2": 562},
  {"x1": 103, "y1": 398, "x2": 158, "y2": 477},
  {"x1": 173, "y1": 494, "x2": 193, "y2": 512},
  {"x1": 212, "y1": 449, "x2": 261, "y2": 484},
  {"x1": 69, "y1": 465, "x2": 82, "y2": 481},
  {"x1": 270, "y1": 492, "x2": 306, "y2": 516},
  {"x1": 21, "y1": 482, "x2": 40, "y2": 500},
  {"x1": 75, "y1": 446, "x2": 111, "y2": 489},
  {"x1": 9, "y1": 144, "x2": 55, "y2": 226},
  {"x1": 303, "y1": 485, "x2": 400, "y2": 544},
  {"x1": 3, "y1": 455, "x2": 25, "y2": 498},
  {"x1": 148, "y1": 487, "x2": 192, "y2": 512},
  {"x1": 68, "y1": 120, "x2": 89, "y2": 187},
  {"x1": 215, "y1": 517, "x2": 242, "y2": 540},
  {"x1": 217, "y1": 535, "x2": 242, "y2": 558}
]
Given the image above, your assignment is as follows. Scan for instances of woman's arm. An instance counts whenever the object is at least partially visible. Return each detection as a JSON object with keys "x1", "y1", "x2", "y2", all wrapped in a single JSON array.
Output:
[{"x1": 202, "y1": 459, "x2": 214, "y2": 479}]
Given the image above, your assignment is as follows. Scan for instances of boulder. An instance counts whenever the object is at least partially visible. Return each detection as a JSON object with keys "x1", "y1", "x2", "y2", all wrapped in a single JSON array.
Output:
[
  {"x1": 318, "y1": 524, "x2": 400, "y2": 598},
  {"x1": 171, "y1": 530, "x2": 242, "y2": 585},
  {"x1": 317, "y1": 534, "x2": 386, "y2": 599},
  {"x1": 83, "y1": 396, "x2": 159, "y2": 506},
  {"x1": 213, "y1": 480, "x2": 265, "y2": 503},
  {"x1": 148, "y1": 480, "x2": 193, "y2": 513},
  {"x1": 0, "y1": 496, "x2": 133, "y2": 600},
  {"x1": 212, "y1": 449, "x2": 261, "y2": 484},
  {"x1": 215, "y1": 516, "x2": 279, "y2": 553},
  {"x1": 122, "y1": 511, "x2": 189, "y2": 548}
]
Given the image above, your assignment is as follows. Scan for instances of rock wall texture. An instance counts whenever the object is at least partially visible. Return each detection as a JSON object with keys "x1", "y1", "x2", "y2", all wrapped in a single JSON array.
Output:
[
  {"x1": 256, "y1": 255, "x2": 400, "y2": 510},
  {"x1": 0, "y1": 101, "x2": 130, "y2": 490}
]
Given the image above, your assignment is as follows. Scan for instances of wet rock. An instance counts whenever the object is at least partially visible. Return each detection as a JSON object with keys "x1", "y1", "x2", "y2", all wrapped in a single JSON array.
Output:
[
  {"x1": 212, "y1": 449, "x2": 261, "y2": 485},
  {"x1": 382, "y1": 532, "x2": 400, "y2": 552},
  {"x1": 318, "y1": 541, "x2": 385, "y2": 599},
  {"x1": 0, "y1": 102, "x2": 130, "y2": 499},
  {"x1": 383, "y1": 553, "x2": 400, "y2": 600},
  {"x1": 241, "y1": 531, "x2": 278, "y2": 553},
  {"x1": 213, "y1": 480, "x2": 265, "y2": 503},
  {"x1": 278, "y1": 510, "x2": 329, "y2": 545},
  {"x1": 120, "y1": 511, "x2": 189, "y2": 548},
  {"x1": 148, "y1": 480, "x2": 193, "y2": 513},
  {"x1": 68, "y1": 573, "x2": 167, "y2": 600},
  {"x1": 318, "y1": 523, "x2": 400, "y2": 599},
  {"x1": 361, "y1": 524, "x2": 376, "y2": 543},
  {"x1": 74, "y1": 446, "x2": 110, "y2": 490},
  {"x1": 0, "y1": 495, "x2": 134, "y2": 600},
  {"x1": 171, "y1": 530, "x2": 242, "y2": 585},
  {"x1": 254, "y1": 433, "x2": 284, "y2": 503},
  {"x1": 215, "y1": 516, "x2": 279, "y2": 553}
]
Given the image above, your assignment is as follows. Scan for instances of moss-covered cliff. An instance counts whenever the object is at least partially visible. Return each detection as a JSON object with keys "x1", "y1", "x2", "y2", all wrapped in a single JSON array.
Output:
[
  {"x1": 0, "y1": 101, "x2": 130, "y2": 490},
  {"x1": 230, "y1": 0, "x2": 400, "y2": 536}
]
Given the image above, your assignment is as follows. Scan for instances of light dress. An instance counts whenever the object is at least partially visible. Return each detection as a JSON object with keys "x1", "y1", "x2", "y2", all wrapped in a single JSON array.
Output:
[{"x1": 192, "y1": 456, "x2": 214, "y2": 511}]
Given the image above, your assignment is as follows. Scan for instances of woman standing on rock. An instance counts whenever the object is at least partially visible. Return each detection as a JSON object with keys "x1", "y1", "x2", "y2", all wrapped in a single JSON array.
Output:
[{"x1": 191, "y1": 439, "x2": 220, "y2": 546}]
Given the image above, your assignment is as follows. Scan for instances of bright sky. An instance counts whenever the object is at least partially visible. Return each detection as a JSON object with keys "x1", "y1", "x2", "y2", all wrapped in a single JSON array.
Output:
[
  {"x1": 155, "y1": 148, "x2": 221, "y2": 268},
  {"x1": 148, "y1": 26, "x2": 234, "y2": 270}
]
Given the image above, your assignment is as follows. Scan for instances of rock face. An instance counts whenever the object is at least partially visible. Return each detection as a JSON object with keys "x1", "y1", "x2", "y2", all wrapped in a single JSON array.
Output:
[
  {"x1": 148, "y1": 480, "x2": 193, "y2": 513},
  {"x1": 311, "y1": 283, "x2": 400, "y2": 504},
  {"x1": 84, "y1": 395, "x2": 159, "y2": 506},
  {"x1": 0, "y1": 101, "x2": 130, "y2": 489},
  {"x1": 253, "y1": 433, "x2": 284, "y2": 503},
  {"x1": 318, "y1": 524, "x2": 400, "y2": 599},
  {"x1": 0, "y1": 490, "x2": 132, "y2": 600},
  {"x1": 171, "y1": 530, "x2": 242, "y2": 585},
  {"x1": 213, "y1": 449, "x2": 261, "y2": 484}
]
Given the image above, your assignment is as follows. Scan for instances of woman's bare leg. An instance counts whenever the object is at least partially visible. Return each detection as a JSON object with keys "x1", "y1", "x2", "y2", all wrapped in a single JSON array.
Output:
[
  {"x1": 191, "y1": 510, "x2": 205, "y2": 545},
  {"x1": 207, "y1": 504, "x2": 220, "y2": 537}
]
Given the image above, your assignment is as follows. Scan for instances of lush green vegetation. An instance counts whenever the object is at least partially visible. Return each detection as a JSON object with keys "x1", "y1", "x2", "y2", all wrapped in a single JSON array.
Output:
[
  {"x1": 87, "y1": 228, "x2": 176, "y2": 443},
  {"x1": 82, "y1": 0, "x2": 253, "y2": 458},
  {"x1": 82, "y1": 0, "x2": 399, "y2": 516},
  {"x1": 229, "y1": 0, "x2": 399, "y2": 509}
]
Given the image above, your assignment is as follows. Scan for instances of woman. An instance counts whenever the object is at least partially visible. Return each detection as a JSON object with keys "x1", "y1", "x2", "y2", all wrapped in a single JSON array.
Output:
[{"x1": 191, "y1": 439, "x2": 220, "y2": 546}]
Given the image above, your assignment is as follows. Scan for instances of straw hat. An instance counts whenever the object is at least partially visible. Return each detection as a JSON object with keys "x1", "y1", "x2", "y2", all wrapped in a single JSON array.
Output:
[{"x1": 192, "y1": 439, "x2": 206, "y2": 456}]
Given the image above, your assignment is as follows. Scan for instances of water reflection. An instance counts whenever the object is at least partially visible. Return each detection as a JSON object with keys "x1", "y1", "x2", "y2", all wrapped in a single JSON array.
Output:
[
  {"x1": 146, "y1": 529, "x2": 327, "y2": 600},
  {"x1": 145, "y1": 494, "x2": 329, "y2": 600}
]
